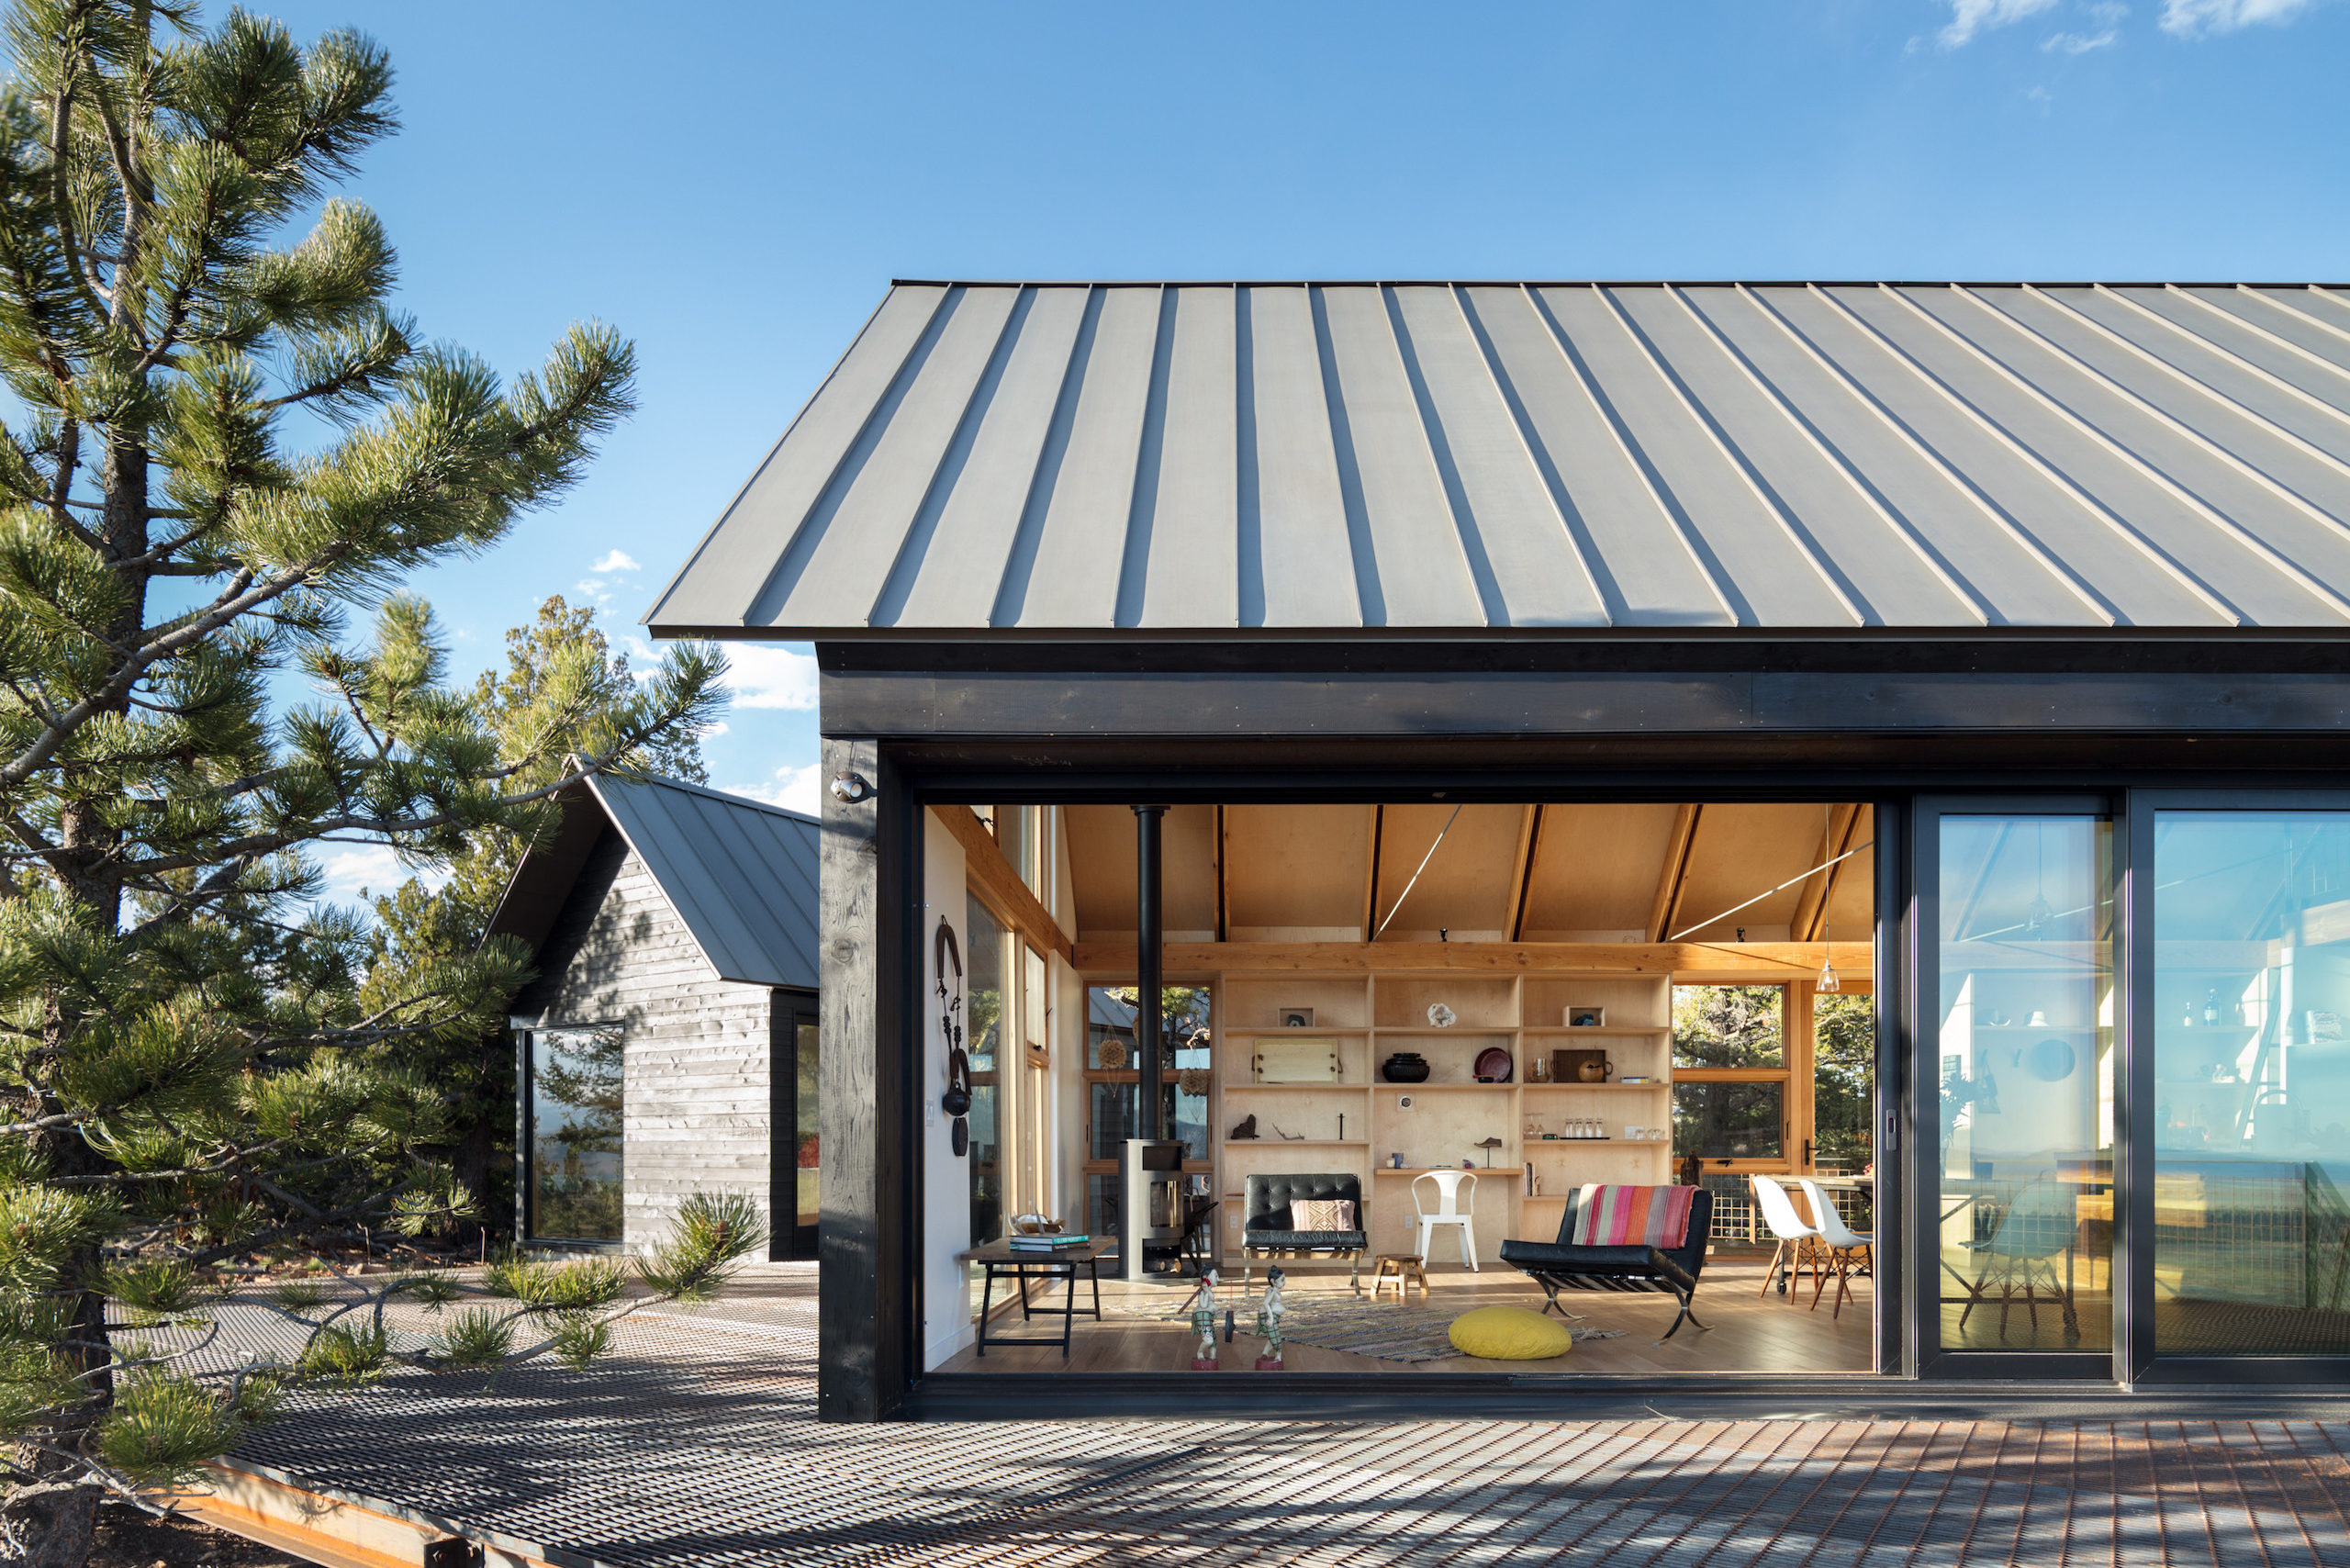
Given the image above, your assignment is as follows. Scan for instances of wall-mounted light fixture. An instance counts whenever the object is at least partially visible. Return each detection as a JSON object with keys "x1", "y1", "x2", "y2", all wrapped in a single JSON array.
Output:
[{"x1": 829, "y1": 771, "x2": 873, "y2": 804}]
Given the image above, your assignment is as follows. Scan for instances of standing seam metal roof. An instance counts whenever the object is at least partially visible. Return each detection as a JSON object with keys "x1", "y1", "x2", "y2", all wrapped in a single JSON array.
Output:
[
  {"x1": 489, "y1": 773, "x2": 821, "y2": 993},
  {"x1": 646, "y1": 281, "x2": 2350, "y2": 634}
]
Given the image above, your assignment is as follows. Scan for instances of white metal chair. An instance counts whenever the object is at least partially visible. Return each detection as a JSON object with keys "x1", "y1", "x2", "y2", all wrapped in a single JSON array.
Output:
[
  {"x1": 1751, "y1": 1175, "x2": 1821, "y2": 1300},
  {"x1": 1412, "y1": 1170, "x2": 1479, "y2": 1271},
  {"x1": 1796, "y1": 1178, "x2": 1872, "y2": 1319}
]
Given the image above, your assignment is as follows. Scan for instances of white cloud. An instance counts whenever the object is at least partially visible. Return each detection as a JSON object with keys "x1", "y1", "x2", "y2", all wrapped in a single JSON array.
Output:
[
  {"x1": 1938, "y1": 0, "x2": 2061, "y2": 47},
  {"x1": 2046, "y1": 1, "x2": 2128, "y2": 48},
  {"x1": 699, "y1": 720, "x2": 730, "y2": 739},
  {"x1": 313, "y1": 844, "x2": 449, "y2": 902},
  {"x1": 2160, "y1": 0, "x2": 2312, "y2": 32},
  {"x1": 733, "y1": 762, "x2": 822, "y2": 816},
  {"x1": 592, "y1": 549, "x2": 641, "y2": 575},
  {"x1": 726, "y1": 644, "x2": 819, "y2": 711}
]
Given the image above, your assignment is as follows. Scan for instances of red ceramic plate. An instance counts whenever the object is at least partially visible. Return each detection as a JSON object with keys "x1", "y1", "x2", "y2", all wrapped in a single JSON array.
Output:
[{"x1": 1473, "y1": 1047, "x2": 1514, "y2": 1082}]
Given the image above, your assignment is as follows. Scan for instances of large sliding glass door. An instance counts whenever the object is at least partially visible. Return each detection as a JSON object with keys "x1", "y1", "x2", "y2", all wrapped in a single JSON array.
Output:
[
  {"x1": 2147, "y1": 808, "x2": 2350, "y2": 1364},
  {"x1": 1917, "y1": 803, "x2": 2116, "y2": 1374}
]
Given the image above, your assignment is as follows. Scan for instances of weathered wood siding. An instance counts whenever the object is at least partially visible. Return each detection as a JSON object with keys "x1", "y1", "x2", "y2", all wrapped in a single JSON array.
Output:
[{"x1": 523, "y1": 827, "x2": 774, "y2": 1251}]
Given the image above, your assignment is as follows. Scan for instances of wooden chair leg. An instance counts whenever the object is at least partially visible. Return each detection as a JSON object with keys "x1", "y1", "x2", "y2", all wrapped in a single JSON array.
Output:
[{"x1": 1761, "y1": 1239, "x2": 1786, "y2": 1297}]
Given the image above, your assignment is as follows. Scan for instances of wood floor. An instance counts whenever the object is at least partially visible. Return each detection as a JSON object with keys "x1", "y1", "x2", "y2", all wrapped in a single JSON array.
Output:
[{"x1": 936, "y1": 1249, "x2": 1874, "y2": 1375}]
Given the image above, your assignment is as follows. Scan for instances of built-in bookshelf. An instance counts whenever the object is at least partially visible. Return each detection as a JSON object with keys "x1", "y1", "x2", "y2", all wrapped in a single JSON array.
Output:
[{"x1": 1213, "y1": 970, "x2": 1674, "y2": 1265}]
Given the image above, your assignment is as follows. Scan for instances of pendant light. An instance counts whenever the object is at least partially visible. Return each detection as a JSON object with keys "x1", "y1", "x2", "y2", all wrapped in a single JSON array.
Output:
[{"x1": 1817, "y1": 803, "x2": 1841, "y2": 993}]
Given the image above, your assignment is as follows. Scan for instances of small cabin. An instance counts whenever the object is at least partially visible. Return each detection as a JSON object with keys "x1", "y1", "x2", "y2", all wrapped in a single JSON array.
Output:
[{"x1": 487, "y1": 772, "x2": 820, "y2": 1259}]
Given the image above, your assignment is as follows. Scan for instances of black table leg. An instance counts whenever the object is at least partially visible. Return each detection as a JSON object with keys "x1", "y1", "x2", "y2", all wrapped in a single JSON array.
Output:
[
  {"x1": 1060, "y1": 1262, "x2": 1078, "y2": 1357},
  {"x1": 975, "y1": 1263, "x2": 998, "y2": 1358}
]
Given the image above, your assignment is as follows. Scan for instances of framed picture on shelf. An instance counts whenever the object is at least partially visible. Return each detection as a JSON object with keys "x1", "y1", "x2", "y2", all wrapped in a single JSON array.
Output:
[{"x1": 1280, "y1": 1007, "x2": 1315, "y2": 1028}]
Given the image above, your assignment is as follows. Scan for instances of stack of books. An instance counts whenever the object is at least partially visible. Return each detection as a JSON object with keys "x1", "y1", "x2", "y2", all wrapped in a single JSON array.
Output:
[{"x1": 1007, "y1": 1231, "x2": 1091, "y2": 1252}]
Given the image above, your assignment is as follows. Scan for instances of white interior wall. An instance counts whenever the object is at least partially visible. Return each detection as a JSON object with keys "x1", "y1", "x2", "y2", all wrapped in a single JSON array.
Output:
[{"x1": 922, "y1": 810, "x2": 973, "y2": 1370}]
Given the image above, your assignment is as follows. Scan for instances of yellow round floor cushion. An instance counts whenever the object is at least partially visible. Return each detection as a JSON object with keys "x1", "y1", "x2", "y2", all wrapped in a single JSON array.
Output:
[{"x1": 1448, "y1": 1305, "x2": 1575, "y2": 1361}]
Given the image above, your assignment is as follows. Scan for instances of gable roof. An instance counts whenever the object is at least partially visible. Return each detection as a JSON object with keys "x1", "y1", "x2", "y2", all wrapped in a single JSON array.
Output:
[
  {"x1": 486, "y1": 771, "x2": 820, "y2": 991},
  {"x1": 647, "y1": 281, "x2": 2350, "y2": 637}
]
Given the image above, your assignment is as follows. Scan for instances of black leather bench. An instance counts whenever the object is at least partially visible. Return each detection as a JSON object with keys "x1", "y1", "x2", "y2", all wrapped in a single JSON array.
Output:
[
  {"x1": 1498, "y1": 1186, "x2": 1714, "y2": 1341},
  {"x1": 1238, "y1": 1172, "x2": 1368, "y2": 1294}
]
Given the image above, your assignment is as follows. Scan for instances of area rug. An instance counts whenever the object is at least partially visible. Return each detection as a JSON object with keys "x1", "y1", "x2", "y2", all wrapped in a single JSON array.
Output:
[{"x1": 1108, "y1": 1292, "x2": 1624, "y2": 1363}]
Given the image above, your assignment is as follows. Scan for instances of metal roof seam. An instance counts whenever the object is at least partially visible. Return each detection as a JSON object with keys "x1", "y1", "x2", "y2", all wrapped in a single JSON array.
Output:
[
  {"x1": 2165, "y1": 285, "x2": 2350, "y2": 386},
  {"x1": 989, "y1": 285, "x2": 1108, "y2": 628},
  {"x1": 2091, "y1": 286, "x2": 2350, "y2": 439},
  {"x1": 1733, "y1": 283, "x2": 2115, "y2": 627},
  {"x1": 1111, "y1": 285, "x2": 1177, "y2": 630},
  {"x1": 1448, "y1": 283, "x2": 1612, "y2": 625},
  {"x1": 1594, "y1": 283, "x2": 1866, "y2": 628},
  {"x1": 742, "y1": 286, "x2": 964, "y2": 628},
  {"x1": 1307, "y1": 286, "x2": 1393, "y2": 626},
  {"x1": 1667, "y1": 283, "x2": 1988, "y2": 627},
  {"x1": 1915, "y1": 285, "x2": 2350, "y2": 621},
  {"x1": 643, "y1": 289, "x2": 901, "y2": 630},
  {"x1": 1517, "y1": 284, "x2": 1740, "y2": 626},
  {"x1": 2018, "y1": 286, "x2": 2350, "y2": 527},
  {"x1": 1380, "y1": 284, "x2": 1510, "y2": 627},
  {"x1": 867, "y1": 286, "x2": 1037, "y2": 628},
  {"x1": 1807, "y1": 283, "x2": 2239, "y2": 626},
  {"x1": 2237, "y1": 284, "x2": 2350, "y2": 352},
  {"x1": 2305, "y1": 286, "x2": 2350, "y2": 326}
]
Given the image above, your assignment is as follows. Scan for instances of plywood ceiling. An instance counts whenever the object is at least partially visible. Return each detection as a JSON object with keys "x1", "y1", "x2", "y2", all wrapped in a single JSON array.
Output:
[{"x1": 1061, "y1": 801, "x2": 1875, "y2": 948}]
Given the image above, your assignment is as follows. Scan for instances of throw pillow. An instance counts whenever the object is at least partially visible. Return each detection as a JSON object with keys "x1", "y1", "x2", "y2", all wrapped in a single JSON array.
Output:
[
  {"x1": 1290, "y1": 1198, "x2": 1356, "y2": 1231},
  {"x1": 1448, "y1": 1305, "x2": 1575, "y2": 1361}
]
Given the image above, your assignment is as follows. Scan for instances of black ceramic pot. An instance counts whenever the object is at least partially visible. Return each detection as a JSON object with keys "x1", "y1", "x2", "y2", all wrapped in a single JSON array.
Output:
[{"x1": 1381, "y1": 1053, "x2": 1431, "y2": 1083}]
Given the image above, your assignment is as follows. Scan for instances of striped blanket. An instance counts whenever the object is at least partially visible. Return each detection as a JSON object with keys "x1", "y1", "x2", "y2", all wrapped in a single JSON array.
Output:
[{"x1": 1569, "y1": 1183, "x2": 1695, "y2": 1249}]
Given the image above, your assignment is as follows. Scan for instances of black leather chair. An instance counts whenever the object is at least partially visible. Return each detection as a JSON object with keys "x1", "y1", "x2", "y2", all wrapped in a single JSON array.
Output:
[
  {"x1": 1240, "y1": 1172, "x2": 1368, "y2": 1294},
  {"x1": 1498, "y1": 1186, "x2": 1714, "y2": 1341}
]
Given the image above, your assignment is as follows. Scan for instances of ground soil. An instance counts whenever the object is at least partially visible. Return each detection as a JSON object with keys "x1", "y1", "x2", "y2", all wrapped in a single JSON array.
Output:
[{"x1": 86, "y1": 1506, "x2": 319, "y2": 1568}]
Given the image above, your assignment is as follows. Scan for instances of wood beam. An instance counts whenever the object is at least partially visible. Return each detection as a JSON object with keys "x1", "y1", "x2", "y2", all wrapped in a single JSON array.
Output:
[
  {"x1": 1785, "y1": 980, "x2": 1817, "y2": 1174},
  {"x1": 1793, "y1": 803, "x2": 1863, "y2": 944},
  {"x1": 1071, "y1": 938, "x2": 1872, "y2": 980},
  {"x1": 934, "y1": 804, "x2": 1075, "y2": 964},
  {"x1": 1648, "y1": 803, "x2": 1703, "y2": 942},
  {"x1": 1505, "y1": 804, "x2": 1541, "y2": 944},
  {"x1": 1361, "y1": 804, "x2": 1384, "y2": 942}
]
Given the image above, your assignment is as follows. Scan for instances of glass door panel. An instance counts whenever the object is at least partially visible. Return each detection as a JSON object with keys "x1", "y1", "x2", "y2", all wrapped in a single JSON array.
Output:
[
  {"x1": 1933, "y1": 814, "x2": 2115, "y2": 1353},
  {"x1": 2152, "y1": 811, "x2": 2350, "y2": 1356}
]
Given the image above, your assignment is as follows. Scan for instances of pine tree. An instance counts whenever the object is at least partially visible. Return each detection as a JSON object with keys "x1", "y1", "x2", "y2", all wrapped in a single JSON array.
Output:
[
  {"x1": 0, "y1": 8, "x2": 749, "y2": 1562},
  {"x1": 357, "y1": 594, "x2": 713, "y2": 1241}
]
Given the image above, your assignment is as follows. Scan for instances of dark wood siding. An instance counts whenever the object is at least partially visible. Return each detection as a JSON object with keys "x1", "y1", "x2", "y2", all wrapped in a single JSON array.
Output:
[{"x1": 520, "y1": 827, "x2": 775, "y2": 1250}]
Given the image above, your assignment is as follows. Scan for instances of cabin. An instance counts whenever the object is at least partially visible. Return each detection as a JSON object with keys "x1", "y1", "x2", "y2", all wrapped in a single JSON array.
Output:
[
  {"x1": 646, "y1": 279, "x2": 2350, "y2": 1418},
  {"x1": 487, "y1": 770, "x2": 821, "y2": 1260}
]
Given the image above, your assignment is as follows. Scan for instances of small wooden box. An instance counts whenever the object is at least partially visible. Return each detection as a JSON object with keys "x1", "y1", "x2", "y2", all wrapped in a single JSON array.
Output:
[{"x1": 1254, "y1": 1036, "x2": 1341, "y2": 1082}]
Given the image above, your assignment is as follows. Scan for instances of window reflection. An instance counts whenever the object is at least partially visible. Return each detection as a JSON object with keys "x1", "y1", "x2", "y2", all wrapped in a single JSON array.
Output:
[
  {"x1": 1935, "y1": 816, "x2": 2114, "y2": 1352},
  {"x1": 529, "y1": 1026, "x2": 623, "y2": 1241},
  {"x1": 2154, "y1": 812, "x2": 2350, "y2": 1355}
]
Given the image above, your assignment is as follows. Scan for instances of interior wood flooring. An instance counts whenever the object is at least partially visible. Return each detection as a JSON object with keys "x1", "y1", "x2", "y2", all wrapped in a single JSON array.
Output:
[{"x1": 937, "y1": 1250, "x2": 1874, "y2": 1376}]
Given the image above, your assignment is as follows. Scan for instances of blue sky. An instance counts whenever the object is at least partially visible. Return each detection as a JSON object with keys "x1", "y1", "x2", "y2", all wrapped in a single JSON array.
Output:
[{"x1": 240, "y1": 0, "x2": 2348, "y2": 891}]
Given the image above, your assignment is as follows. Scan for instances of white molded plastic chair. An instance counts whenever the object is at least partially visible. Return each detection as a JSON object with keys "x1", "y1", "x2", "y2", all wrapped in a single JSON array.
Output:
[
  {"x1": 1751, "y1": 1175, "x2": 1822, "y2": 1300},
  {"x1": 1959, "y1": 1177, "x2": 2079, "y2": 1342},
  {"x1": 1412, "y1": 1170, "x2": 1479, "y2": 1271},
  {"x1": 1797, "y1": 1178, "x2": 1873, "y2": 1319}
]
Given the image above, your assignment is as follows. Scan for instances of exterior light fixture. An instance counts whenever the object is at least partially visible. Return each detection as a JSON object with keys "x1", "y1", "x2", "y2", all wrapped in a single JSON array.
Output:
[{"x1": 829, "y1": 771, "x2": 872, "y2": 804}]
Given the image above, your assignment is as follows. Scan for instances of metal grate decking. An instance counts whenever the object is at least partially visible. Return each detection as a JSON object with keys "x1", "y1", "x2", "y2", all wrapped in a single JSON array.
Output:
[{"x1": 209, "y1": 1272, "x2": 2350, "y2": 1566}]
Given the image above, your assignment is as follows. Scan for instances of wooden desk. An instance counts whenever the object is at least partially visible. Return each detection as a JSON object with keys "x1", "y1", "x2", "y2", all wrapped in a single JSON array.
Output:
[{"x1": 957, "y1": 1237, "x2": 1113, "y2": 1359}]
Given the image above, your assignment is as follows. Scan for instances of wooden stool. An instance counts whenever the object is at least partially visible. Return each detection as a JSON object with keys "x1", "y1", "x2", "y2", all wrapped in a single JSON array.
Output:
[{"x1": 1371, "y1": 1253, "x2": 1427, "y2": 1302}]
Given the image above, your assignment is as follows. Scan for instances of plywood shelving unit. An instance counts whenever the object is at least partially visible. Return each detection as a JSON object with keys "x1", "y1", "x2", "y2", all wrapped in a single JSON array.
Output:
[{"x1": 1214, "y1": 969, "x2": 1673, "y2": 1266}]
